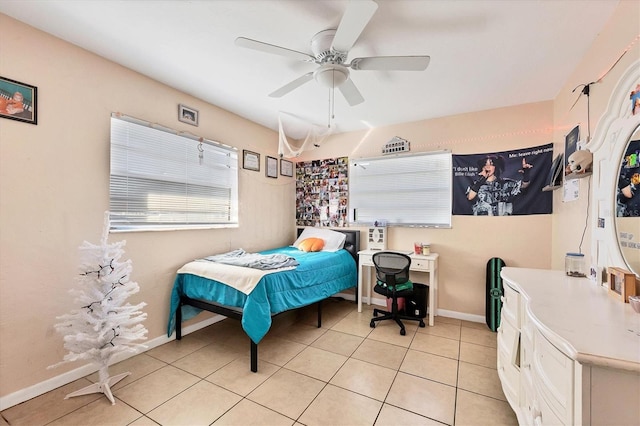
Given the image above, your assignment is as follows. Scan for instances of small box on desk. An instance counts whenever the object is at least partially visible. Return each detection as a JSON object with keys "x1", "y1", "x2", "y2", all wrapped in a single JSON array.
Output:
[{"x1": 367, "y1": 227, "x2": 387, "y2": 250}]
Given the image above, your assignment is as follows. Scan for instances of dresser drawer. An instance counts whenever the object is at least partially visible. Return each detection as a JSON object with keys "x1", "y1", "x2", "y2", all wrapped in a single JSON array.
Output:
[
  {"x1": 520, "y1": 330, "x2": 533, "y2": 373},
  {"x1": 498, "y1": 343, "x2": 520, "y2": 404},
  {"x1": 501, "y1": 281, "x2": 520, "y2": 329},
  {"x1": 359, "y1": 254, "x2": 374, "y2": 267},
  {"x1": 497, "y1": 319, "x2": 520, "y2": 404},
  {"x1": 521, "y1": 303, "x2": 534, "y2": 344},
  {"x1": 497, "y1": 319, "x2": 520, "y2": 366},
  {"x1": 520, "y1": 368, "x2": 535, "y2": 424},
  {"x1": 532, "y1": 328, "x2": 573, "y2": 425},
  {"x1": 411, "y1": 258, "x2": 434, "y2": 271},
  {"x1": 532, "y1": 381, "x2": 566, "y2": 426}
]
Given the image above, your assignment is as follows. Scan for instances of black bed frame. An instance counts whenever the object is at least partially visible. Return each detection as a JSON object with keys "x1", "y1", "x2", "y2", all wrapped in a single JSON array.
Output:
[{"x1": 175, "y1": 229, "x2": 360, "y2": 372}]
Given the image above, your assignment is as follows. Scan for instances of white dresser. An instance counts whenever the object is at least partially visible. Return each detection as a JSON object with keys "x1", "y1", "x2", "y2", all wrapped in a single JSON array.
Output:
[{"x1": 498, "y1": 267, "x2": 640, "y2": 425}]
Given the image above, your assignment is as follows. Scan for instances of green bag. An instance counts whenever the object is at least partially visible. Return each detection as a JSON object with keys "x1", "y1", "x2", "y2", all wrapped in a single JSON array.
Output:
[{"x1": 377, "y1": 279, "x2": 413, "y2": 292}]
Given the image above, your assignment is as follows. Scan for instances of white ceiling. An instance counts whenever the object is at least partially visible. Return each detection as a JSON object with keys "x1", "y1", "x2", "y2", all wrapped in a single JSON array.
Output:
[{"x1": 0, "y1": 0, "x2": 619, "y2": 139}]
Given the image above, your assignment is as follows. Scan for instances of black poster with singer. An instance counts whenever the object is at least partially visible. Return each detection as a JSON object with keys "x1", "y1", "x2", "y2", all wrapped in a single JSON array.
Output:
[{"x1": 452, "y1": 144, "x2": 553, "y2": 216}]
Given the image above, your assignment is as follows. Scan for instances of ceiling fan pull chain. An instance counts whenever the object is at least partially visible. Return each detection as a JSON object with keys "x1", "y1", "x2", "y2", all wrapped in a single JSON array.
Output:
[
  {"x1": 332, "y1": 71, "x2": 336, "y2": 121},
  {"x1": 327, "y1": 86, "x2": 331, "y2": 129},
  {"x1": 327, "y1": 84, "x2": 333, "y2": 129}
]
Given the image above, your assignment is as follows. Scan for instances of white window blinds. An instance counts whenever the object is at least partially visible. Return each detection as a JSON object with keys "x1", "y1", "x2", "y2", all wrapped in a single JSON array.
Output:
[
  {"x1": 349, "y1": 151, "x2": 452, "y2": 227},
  {"x1": 109, "y1": 115, "x2": 238, "y2": 231}
]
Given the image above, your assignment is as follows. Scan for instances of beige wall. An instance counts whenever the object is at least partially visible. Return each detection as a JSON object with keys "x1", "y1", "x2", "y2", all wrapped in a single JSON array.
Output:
[
  {"x1": 299, "y1": 102, "x2": 555, "y2": 317},
  {"x1": 0, "y1": 15, "x2": 294, "y2": 401},
  {"x1": 550, "y1": 0, "x2": 640, "y2": 270},
  {"x1": 1, "y1": 0, "x2": 638, "y2": 407}
]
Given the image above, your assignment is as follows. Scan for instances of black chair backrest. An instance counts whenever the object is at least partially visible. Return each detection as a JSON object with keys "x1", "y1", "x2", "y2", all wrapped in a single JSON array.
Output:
[{"x1": 372, "y1": 251, "x2": 411, "y2": 287}]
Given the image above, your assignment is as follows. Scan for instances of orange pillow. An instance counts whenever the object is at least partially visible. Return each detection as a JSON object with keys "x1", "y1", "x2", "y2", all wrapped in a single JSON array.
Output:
[{"x1": 298, "y1": 237, "x2": 325, "y2": 252}]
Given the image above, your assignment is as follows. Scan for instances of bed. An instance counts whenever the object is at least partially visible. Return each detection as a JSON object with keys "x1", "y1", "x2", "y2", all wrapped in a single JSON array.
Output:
[{"x1": 167, "y1": 228, "x2": 360, "y2": 372}]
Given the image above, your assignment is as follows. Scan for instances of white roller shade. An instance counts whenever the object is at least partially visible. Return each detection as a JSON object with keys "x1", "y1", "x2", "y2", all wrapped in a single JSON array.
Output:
[{"x1": 349, "y1": 151, "x2": 451, "y2": 227}]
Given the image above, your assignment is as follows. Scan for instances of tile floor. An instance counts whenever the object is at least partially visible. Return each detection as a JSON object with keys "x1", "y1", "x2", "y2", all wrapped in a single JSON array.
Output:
[{"x1": 1, "y1": 299, "x2": 518, "y2": 425}]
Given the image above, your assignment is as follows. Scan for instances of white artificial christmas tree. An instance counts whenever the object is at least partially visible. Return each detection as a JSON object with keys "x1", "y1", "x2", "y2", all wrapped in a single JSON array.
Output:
[{"x1": 49, "y1": 212, "x2": 148, "y2": 404}]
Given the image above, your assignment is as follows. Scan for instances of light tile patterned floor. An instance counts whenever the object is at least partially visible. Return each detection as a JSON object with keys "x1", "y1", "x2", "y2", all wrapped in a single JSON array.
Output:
[{"x1": 1, "y1": 299, "x2": 517, "y2": 425}]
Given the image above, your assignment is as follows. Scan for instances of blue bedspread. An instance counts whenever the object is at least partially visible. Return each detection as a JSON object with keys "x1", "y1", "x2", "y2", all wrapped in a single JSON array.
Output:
[{"x1": 167, "y1": 246, "x2": 356, "y2": 343}]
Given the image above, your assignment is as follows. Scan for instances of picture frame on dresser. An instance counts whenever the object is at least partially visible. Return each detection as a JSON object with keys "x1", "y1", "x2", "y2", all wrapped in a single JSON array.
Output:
[{"x1": 606, "y1": 266, "x2": 636, "y2": 302}]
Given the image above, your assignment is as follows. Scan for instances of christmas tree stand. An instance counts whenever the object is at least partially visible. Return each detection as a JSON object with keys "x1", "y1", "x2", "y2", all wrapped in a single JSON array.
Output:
[{"x1": 64, "y1": 369, "x2": 131, "y2": 405}]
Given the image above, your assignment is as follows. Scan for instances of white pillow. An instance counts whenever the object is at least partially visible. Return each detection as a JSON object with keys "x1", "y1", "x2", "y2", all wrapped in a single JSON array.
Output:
[{"x1": 292, "y1": 228, "x2": 346, "y2": 252}]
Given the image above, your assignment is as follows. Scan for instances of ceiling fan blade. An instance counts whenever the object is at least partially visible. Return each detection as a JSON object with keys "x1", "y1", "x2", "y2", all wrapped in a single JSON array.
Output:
[
  {"x1": 269, "y1": 72, "x2": 314, "y2": 98},
  {"x1": 331, "y1": 0, "x2": 378, "y2": 53},
  {"x1": 350, "y1": 56, "x2": 431, "y2": 71},
  {"x1": 235, "y1": 37, "x2": 315, "y2": 62},
  {"x1": 338, "y1": 79, "x2": 364, "y2": 106}
]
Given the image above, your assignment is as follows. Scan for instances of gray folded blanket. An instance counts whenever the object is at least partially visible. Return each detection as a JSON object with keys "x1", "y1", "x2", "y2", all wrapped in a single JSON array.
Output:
[{"x1": 202, "y1": 249, "x2": 299, "y2": 270}]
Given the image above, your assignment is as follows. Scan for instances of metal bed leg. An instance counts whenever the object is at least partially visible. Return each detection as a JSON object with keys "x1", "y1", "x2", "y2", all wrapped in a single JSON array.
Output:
[
  {"x1": 176, "y1": 303, "x2": 182, "y2": 340},
  {"x1": 250, "y1": 340, "x2": 258, "y2": 372},
  {"x1": 317, "y1": 300, "x2": 322, "y2": 328}
]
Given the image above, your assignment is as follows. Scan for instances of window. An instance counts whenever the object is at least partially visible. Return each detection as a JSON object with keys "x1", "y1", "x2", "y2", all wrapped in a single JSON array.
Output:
[
  {"x1": 109, "y1": 115, "x2": 238, "y2": 231},
  {"x1": 349, "y1": 151, "x2": 452, "y2": 227}
]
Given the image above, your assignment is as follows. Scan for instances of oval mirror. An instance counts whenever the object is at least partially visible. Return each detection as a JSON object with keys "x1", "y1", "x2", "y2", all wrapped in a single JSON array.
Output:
[{"x1": 615, "y1": 123, "x2": 640, "y2": 276}]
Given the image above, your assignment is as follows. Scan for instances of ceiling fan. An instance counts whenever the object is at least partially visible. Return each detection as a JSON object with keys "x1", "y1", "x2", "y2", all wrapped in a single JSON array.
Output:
[{"x1": 235, "y1": 0, "x2": 430, "y2": 106}]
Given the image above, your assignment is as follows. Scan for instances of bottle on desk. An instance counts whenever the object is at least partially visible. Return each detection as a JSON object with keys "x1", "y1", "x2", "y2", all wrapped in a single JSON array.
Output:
[{"x1": 414, "y1": 242, "x2": 430, "y2": 255}]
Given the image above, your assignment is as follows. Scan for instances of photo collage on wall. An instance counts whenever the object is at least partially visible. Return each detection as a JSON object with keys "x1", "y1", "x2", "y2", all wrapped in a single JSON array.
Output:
[{"x1": 296, "y1": 157, "x2": 349, "y2": 227}]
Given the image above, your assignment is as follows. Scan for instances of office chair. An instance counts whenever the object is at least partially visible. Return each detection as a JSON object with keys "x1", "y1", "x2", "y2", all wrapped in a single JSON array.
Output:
[{"x1": 370, "y1": 251, "x2": 426, "y2": 335}]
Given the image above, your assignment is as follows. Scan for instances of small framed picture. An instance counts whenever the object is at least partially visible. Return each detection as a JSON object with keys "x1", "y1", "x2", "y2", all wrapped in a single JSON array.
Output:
[
  {"x1": 606, "y1": 267, "x2": 637, "y2": 303},
  {"x1": 243, "y1": 150, "x2": 260, "y2": 171},
  {"x1": 280, "y1": 159, "x2": 293, "y2": 177},
  {"x1": 178, "y1": 104, "x2": 198, "y2": 126},
  {"x1": 266, "y1": 156, "x2": 278, "y2": 178},
  {"x1": 0, "y1": 76, "x2": 37, "y2": 125}
]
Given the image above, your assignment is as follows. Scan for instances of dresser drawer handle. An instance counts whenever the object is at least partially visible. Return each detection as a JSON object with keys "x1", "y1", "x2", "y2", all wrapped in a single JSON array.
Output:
[{"x1": 532, "y1": 403, "x2": 542, "y2": 425}]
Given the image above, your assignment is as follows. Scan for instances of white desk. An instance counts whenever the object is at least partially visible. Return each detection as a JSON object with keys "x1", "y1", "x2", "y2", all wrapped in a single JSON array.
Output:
[{"x1": 357, "y1": 249, "x2": 439, "y2": 326}]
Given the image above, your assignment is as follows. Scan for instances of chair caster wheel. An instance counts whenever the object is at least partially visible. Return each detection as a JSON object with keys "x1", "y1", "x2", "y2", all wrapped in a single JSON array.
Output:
[
  {"x1": 400, "y1": 328, "x2": 406, "y2": 336},
  {"x1": 370, "y1": 321, "x2": 375, "y2": 328},
  {"x1": 419, "y1": 321, "x2": 426, "y2": 328}
]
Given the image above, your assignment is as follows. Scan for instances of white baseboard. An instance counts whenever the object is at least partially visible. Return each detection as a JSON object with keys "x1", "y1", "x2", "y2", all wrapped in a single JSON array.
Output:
[
  {"x1": 361, "y1": 296, "x2": 485, "y2": 324},
  {"x1": 0, "y1": 315, "x2": 226, "y2": 411},
  {"x1": 436, "y1": 309, "x2": 485, "y2": 324}
]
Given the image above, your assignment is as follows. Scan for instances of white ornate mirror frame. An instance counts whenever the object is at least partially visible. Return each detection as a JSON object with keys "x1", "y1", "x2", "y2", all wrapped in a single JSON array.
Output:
[{"x1": 590, "y1": 58, "x2": 640, "y2": 278}]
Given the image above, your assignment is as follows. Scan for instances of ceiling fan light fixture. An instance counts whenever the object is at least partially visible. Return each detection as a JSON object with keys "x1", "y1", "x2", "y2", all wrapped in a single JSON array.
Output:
[{"x1": 313, "y1": 65, "x2": 349, "y2": 89}]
